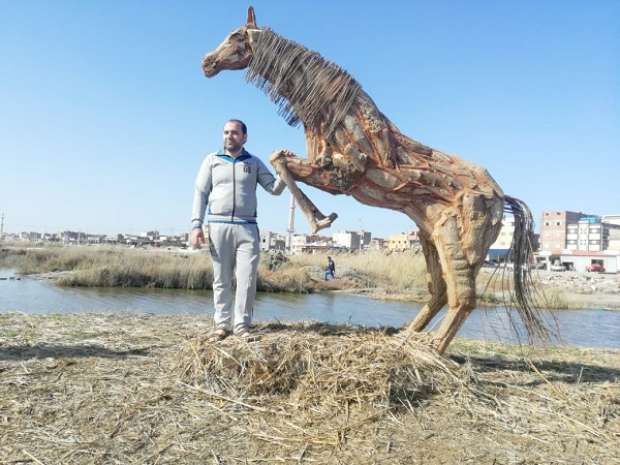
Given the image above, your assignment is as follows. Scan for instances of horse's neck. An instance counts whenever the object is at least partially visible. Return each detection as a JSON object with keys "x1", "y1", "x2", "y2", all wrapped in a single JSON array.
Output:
[{"x1": 259, "y1": 58, "x2": 308, "y2": 114}]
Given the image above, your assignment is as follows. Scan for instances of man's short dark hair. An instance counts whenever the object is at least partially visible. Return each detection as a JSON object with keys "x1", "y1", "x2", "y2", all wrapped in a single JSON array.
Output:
[{"x1": 227, "y1": 119, "x2": 247, "y2": 135}]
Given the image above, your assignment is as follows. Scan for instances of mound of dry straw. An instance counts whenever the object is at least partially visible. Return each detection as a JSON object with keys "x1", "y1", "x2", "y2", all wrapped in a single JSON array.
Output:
[{"x1": 175, "y1": 322, "x2": 469, "y2": 409}]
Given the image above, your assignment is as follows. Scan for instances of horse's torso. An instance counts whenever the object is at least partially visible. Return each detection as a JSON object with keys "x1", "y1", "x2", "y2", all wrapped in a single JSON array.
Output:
[{"x1": 302, "y1": 90, "x2": 504, "y2": 231}]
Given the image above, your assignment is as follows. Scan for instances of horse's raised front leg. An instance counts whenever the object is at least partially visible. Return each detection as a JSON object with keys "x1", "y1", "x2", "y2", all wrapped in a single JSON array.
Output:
[{"x1": 270, "y1": 149, "x2": 338, "y2": 234}]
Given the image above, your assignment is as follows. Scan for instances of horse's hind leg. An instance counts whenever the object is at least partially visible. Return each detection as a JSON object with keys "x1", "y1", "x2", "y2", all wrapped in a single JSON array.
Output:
[
  {"x1": 406, "y1": 234, "x2": 447, "y2": 332},
  {"x1": 430, "y1": 215, "x2": 477, "y2": 354}
]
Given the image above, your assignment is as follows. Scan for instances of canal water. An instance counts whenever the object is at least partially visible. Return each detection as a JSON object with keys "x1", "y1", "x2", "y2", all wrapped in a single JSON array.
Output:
[{"x1": 1, "y1": 269, "x2": 618, "y2": 348}]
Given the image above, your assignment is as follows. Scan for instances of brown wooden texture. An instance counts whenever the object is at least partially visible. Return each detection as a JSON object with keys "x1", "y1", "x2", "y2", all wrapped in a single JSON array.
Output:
[{"x1": 201, "y1": 9, "x2": 531, "y2": 353}]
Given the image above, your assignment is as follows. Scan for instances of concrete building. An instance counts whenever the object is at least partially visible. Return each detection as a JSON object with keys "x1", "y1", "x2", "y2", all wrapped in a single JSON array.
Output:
[
  {"x1": 290, "y1": 234, "x2": 313, "y2": 255},
  {"x1": 566, "y1": 216, "x2": 602, "y2": 252},
  {"x1": 142, "y1": 231, "x2": 160, "y2": 241},
  {"x1": 359, "y1": 230, "x2": 372, "y2": 249},
  {"x1": 332, "y1": 231, "x2": 361, "y2": 250},
  {"x1": 603, "y1": 215, "x2": 620, "y2": 252},
  {"x1": 290, "y1": 234, "x2": 337, "y2": 254},
  {"x1": 42, "y1": 233, "x2": 60, "y2": 242},
  {"x1": 558, "y1": 251, "x2": 619, "y2": 273},
  {"x1": 20, "y1": 232, "x2": 42, "y2": 242},
  {"x1": 387, "y1": 230, "x2": 420, "y2": 252},
  {"x1": 61, "y1": 231, "x2": 86, "y2": 244},
  {"x1": 606, "y1": 224, "x2": 620, "y2": 252},
  {"x1": 86, "y1": 234, "x2": 106, "y2": 245},
  {"x1": 539, "y1": 211, "x2": 583, "y2": 253},
  {"x1": 259, "y1": 230, "x2": 286, "y2": 252},
  {"x1": 369, "y1": 237, "x2": 385, "y2": 250},
  {"x1": 541, "y1": 211, "x2": 620, "y2": 254},
  {"x1": 487, "y1": 215, "x2": 515, "y2": 261},
  {"x1": 603, "y1": 214, "x2": 620, "y2": 226}
]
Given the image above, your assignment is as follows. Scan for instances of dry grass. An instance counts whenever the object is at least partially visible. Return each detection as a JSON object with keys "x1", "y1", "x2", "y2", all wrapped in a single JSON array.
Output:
[
  {"x1": 0, "y1": 246, "x2": 596, "y2": 309},
  {"x1": 0, "y1": 247, "x2": 428, "y2": 294},
  {"x1": 1, "y1": 314, "x2": 618, "y2": 464},
  {"x1": 0, "y1": 246, "x2": 213, "y2": 287},
  {"x1": 0, "y1": 247, "x2": 319, "y2": 293},
  {"x1": 287, "y1": 250, "x2": 427, "y2": 291}
]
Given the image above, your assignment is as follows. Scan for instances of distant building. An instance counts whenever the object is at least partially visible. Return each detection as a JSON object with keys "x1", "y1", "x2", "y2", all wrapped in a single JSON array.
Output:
[
  {"x1": 290, "y1": 233, "x2": 336, "y2": 254},
  {"x1": 85, "y1": 234, "x2": 107, "y2": 244},
  {"x1": 359, "y1": 230, "x2": 372, "y2": 249},
  {"x1": 369, "y1": 237, "x2": 385, "y2": 250},
  {"x1": 20, "y1": 231, "x2": 41, "y2": 242},
  {"x1": 565, "y1": 216, "x2": 603, "y2": 252},
  {"x1": 291, "y1": 234, "x2": 311, "y2": 255},
  {"x1": 142, "y1": 230, "x2": 160, "y2": 241},
  {"x1": 387, "y1": 230, "x2": 420, "y2": 252},
  {"x1": 42, "y1": 233, "x2": 60, "y2": 242},
  {"x1": 603, "y1": 215, "x2": 620, "y2": 252},
  {"x1": 603, "y1": 214, "x2": 620, "y2": 226},
  {"x1": 61, "y1": 230, "x2": 86, "y2": 244},
  {"x1": 558, "y1": 251, "x2": 619, "y2": 273},
  {"x1": 332, "y1": 231, "x2": 361, "y2": 250},
  {"x1": 539, "y1": 211, "x2": 584, "y2": 253},
  {"x1": 259, "y1": 230, "x2": 286, "y2": 252},
  {"x1": 487, "y1": 215, "x2": 515, "y2": 261}
]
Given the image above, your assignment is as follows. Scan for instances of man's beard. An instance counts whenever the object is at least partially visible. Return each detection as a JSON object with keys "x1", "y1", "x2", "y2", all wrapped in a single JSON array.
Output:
[{"x1": 225, "y1": 141, "x2": 243, "y2": 153}]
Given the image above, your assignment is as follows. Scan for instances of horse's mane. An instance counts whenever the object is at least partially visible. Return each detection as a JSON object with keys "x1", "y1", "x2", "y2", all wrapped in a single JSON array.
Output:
[{"x1": 246, "y1": 29, "x2": 361, "y2": 137}]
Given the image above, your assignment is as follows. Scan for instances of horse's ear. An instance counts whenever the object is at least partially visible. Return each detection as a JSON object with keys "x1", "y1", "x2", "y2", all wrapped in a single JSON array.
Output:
[{"x1": 246, "y1": 6, "x2": 257, "y2": 28}]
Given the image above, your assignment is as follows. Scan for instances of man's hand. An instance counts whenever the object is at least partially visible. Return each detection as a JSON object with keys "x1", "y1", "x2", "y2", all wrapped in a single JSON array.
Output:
[
  {"x1": 191, "y1": 228, "x2": 205, "y2": 248},
  {"x1": 270, "y1": 149, "x2": 294, "y2": 165}
]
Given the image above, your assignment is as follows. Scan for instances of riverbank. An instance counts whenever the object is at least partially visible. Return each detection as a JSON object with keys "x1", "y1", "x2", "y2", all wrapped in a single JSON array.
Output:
[
  {"x1": 2, "y1": 245, "x2": 619, "y2": 309},
  {"x1": 0, "y1": 313, "x2": 618, "y2": 464}
]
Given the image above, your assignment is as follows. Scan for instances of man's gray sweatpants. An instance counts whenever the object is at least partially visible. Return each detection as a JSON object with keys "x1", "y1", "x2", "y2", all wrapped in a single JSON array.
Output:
[{"x1": 208, "y1": 223, "x2": 260, "y2": 333}]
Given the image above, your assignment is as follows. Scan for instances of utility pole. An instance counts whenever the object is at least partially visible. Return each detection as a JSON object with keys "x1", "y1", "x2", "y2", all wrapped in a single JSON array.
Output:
[
  {"x1": 287, "y1": 194, "x2": 295, "y2": 253},
  {"x1": 0, "y1": 212, "x2": 4, "y2": 241}
]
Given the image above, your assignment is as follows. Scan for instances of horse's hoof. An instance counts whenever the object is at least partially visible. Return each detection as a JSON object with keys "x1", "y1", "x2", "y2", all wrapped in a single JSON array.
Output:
[{"x1": 311, "y1": 213, "x2": 338, "y2": 233}]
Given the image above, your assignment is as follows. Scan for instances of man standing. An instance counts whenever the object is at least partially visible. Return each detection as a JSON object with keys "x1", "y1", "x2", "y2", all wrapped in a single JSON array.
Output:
[
  {"x1": 324, "y1": 256, "x2": 336, "y2": 281},
  {"x1": 191, "y1": 120, "x2": 286, "y2": 341}
]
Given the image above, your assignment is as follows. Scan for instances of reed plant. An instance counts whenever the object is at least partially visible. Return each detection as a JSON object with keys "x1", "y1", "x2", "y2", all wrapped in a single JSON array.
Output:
[
  {"x1": 1, "y1": 247, "x2": 214, "y2": 289},
  {"x1": 287, "y1": 250, "x2": 427, "y2": 292},
  {"x1": 0, "y1": 247, "x2": 573, "y2": 307},
  {"x1": 2, "y1": 247, "x2": 427, "y2": 294}
]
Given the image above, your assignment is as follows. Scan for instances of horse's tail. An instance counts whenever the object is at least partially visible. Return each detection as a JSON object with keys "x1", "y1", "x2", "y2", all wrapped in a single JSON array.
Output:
[{"x1": 502, "y1": 195, "x2": 553, "y2": 342}]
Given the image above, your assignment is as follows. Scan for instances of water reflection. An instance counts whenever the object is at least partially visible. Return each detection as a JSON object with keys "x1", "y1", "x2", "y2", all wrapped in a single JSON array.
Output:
[{"x1": 1, "y1": 269, "x2": 618, "y2": 349}]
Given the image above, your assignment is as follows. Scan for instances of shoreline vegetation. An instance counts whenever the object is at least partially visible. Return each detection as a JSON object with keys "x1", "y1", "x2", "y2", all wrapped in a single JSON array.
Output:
[
  {"x1": 0, "y1": 313, "x2": 618, "y2": 463},
  {"x1": 1, "y1": 245, "x2": 618, "y2": 310}
]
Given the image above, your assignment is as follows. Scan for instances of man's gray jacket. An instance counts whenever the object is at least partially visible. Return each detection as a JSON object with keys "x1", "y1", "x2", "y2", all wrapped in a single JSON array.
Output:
[{"x1": 191, "y1": 149, "x2": 286, "y2": 228}]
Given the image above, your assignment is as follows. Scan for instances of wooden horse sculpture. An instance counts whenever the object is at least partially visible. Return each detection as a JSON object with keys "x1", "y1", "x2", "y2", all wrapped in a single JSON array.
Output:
[{"x1": 202, "y1": 7, "x2": 548, "y2": 353}]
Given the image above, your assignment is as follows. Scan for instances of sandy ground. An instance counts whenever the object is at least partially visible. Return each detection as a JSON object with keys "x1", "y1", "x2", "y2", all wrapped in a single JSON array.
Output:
[{"x1": 1, "y1": 314, "x2": 618, "y2": 464}]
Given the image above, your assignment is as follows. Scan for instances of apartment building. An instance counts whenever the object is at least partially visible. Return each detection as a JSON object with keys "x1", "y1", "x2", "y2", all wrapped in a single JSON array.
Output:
[
  {"x1": 290, "y1": 233, "x2": 336, "y2": 254},
  {"x1": 259, "y1": 230, "x2": 286, "y2": 252},
  {"x1": 487, "y1": 215, "x2": 515, "y2": 260},
  {"x1": 387, "y1": 230, "x2": 420, "y2": 252},
  {"x1": 332, "y1": 231, "x2": 361, "y2": 250},
  {"x1": 565, "y1": 216, "x2": 603, "y2": 252},
  {"x1": 603, "y1": 214, "x2": 620, "y2": 226},
  {"x1": 539, "y1": 211, "x2": 583, "y2": 252}
]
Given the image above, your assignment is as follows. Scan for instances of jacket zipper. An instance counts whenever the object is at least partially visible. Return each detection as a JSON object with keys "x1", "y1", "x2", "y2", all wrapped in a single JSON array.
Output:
[{"x1": 231, "y1": 159, "x2": 236, "y2": 221}]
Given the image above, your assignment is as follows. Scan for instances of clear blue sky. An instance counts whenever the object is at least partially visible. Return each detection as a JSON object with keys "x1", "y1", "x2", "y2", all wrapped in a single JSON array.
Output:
[{"x1": 1, "y1": 1, "x2": 618, "y2": 237}]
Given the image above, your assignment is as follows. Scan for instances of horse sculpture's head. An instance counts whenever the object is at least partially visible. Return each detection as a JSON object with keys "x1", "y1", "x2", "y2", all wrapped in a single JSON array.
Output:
[{"x1": 202, "y1": 7, "x2": 261, "y2": 78}]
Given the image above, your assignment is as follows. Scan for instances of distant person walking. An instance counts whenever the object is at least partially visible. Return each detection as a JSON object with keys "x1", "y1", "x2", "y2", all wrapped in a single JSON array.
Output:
[
  {"x1": 191, "y1": 119, "x2": 286, "y2": 341},
  {"x1": 324, "y1": 256, "x2": 336, "y2": 281}
]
